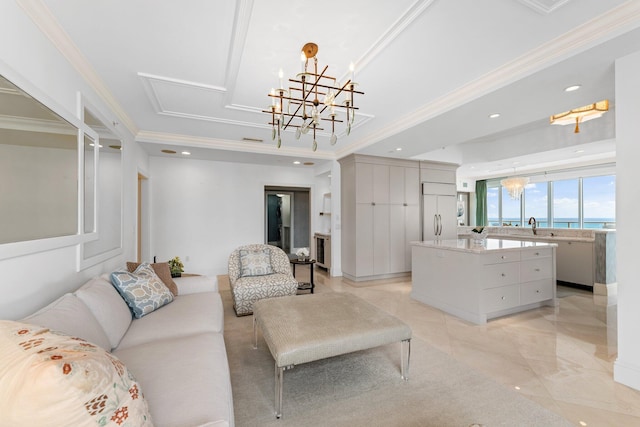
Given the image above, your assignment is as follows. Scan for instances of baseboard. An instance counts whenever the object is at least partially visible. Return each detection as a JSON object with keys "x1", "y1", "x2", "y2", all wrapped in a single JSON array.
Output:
[
  {"x1": 614, "y1": 359, "x2": 640, "y2": 392},
  {"x1": 594, "y1": 282, "x2": 617, "y2": 296},
  {"x1": 342, "y1": 271, "x2": 410, "y2": 282},
  {"x1": 556, "y1": 280, "x2": 593, "y2": 292}
]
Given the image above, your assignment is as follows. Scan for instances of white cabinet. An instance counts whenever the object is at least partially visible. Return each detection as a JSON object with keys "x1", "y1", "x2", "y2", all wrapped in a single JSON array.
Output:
[
  {"x1": 421, "y1": 162, "x2": 458, "y2": 240},
  {"x1": 340, "y1": 154, "x2": 420, "y2": 281},
  {"x1": 389, "y1": 166, "x2": 420, "y2": 273},
  {"x1": 411, "y1": 242, "x2": 556, "y2": 324},
  {"x1": 423, "y1": 194, "x2": 457, "y2": 240},
  {"x1": 555, "y1": 241, "x2": 594, "y2": 286}
]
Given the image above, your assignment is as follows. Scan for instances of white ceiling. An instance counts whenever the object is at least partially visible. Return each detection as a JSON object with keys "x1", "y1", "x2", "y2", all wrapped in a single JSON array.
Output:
[{"x1": 20, "y1": 0, "x2": 640, "y2": 178}]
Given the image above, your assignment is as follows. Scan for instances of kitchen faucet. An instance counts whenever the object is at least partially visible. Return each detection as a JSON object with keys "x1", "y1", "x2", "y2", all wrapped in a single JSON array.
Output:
[{"x1": 528, "y1": 216, "x2": 537, "y2": 235}]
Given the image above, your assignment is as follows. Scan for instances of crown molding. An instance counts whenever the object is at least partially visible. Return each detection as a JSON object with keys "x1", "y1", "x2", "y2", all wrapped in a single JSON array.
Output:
[
  {"x1": 223, "y1": 0, "x2": 254, "y2": 106},
  {"x1": 136, "y1": 130, "x2": 335, "y2": 159},
  {"x1": 347, "y1": 0, "x2": 640, "y2": 154},
  {"x1": 517, "y1": 0, "x2": 571, "y2": 15},
  {"x1": 17, "y1": 0, "x2": 139, "y2": 136},
  {"x1": 340, "y1": 0, "x2": 434, "y2": 82}
]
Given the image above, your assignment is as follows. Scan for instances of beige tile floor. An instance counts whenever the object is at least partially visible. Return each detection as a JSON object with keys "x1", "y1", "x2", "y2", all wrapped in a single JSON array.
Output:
[{"x1": 302, "y1": 268, "x2": 640, "y2": 427}]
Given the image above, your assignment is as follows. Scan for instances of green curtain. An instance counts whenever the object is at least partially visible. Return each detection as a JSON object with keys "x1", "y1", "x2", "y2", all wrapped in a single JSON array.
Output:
[{"x1": 475, "y1": 180, "x2": 487, "y2": 226}]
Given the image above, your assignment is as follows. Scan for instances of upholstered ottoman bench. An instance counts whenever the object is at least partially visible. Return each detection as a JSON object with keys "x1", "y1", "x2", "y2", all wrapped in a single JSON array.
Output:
[{"x1": 253, "y1": 292, "x2": 412, "y2": 418}]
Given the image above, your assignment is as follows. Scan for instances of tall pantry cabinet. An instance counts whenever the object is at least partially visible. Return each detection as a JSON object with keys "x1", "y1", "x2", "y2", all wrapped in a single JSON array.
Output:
[{"x1": 339, "y1": 154, "x2": 420, "y2": 281}]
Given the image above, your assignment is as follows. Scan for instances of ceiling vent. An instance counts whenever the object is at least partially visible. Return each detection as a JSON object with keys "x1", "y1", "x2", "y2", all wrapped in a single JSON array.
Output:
[{"x1": 242, "y1": 137, "x2": 264, "y2": 143}]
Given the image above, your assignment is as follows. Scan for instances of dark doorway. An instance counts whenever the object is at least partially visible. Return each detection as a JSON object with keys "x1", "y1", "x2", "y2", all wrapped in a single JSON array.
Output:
[{"x1": 265, "y1": 186, "x2": 310, "y2": 254}]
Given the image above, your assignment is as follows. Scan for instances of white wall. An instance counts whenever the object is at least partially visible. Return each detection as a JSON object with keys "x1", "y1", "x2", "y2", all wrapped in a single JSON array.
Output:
[
  {"x1": 148, "y1": 156, "x2": 317, "y2": 277},
  {"x1": 0, "y1": 2, "x2": 144, "y2": 319},
  {"x1": 613, "y1": 50, "x2": 640, "y2": 391}
]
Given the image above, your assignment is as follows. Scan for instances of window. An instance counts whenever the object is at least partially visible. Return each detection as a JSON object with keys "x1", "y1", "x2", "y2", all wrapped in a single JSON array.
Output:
[
  {"x1": 552, "y1": 179, "x2": 579, "y2": 228},
  {"x1": 583, "y1": 175, "x2": 616, "y2": 229},
  {"x1": 501, "y1": 187, "x2": 521, "y2": 226},
  {"x1": 524, "y1": 182, "x2": 548, "y2": 227},
  {"x1": 483, "y1": 173, "x2": 615, "y2": 230},
  {"x1": 487, "y1": 185, "x2": 500, "y2": 226}
]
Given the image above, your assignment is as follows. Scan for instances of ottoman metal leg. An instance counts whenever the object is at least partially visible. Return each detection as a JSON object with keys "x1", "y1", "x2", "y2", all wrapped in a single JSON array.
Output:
[
  {"x1": 401, "y1": 339, "x2": 411, "y2": 380},
  {"x1": 275, "y1": 363, "x2": 284, "y2": 418},
  {"x1": 253, "y1": 316, "x2": 258, "y2": 350},
  {"x1": 274, "y1": 364, "x2": 293, "y2": 418}
]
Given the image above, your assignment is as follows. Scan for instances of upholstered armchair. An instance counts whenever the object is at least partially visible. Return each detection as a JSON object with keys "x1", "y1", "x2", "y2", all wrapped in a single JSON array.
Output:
[{"x1": 228, "y1": 244, "x2": 299, "y2": 316}]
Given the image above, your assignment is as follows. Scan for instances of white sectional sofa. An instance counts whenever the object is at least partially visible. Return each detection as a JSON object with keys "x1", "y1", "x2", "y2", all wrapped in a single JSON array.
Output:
[{"x1": 4, "y1": 272, "x2": 234, "y2": 427}]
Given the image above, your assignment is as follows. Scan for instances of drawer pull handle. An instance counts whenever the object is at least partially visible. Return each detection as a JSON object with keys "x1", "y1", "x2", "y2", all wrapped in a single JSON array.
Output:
[
  {"x1": 501, "y1": 273, "x2": 506, "y2": 277},
  {"x1": 535, "y1": 268, "x2": 540, "y2": 272},
  {"x1": 536, "y1": 290, "x2": 540, "y2": 293},
  {"x1": 535, "y1": 252, "x2": 539, "y2": 256},
  {"x1": 501, "y1": 255, "x2": 506, "y2": 259},
  {"x1": 501, "y1": 296, "x2": 506, "y2": 300}
]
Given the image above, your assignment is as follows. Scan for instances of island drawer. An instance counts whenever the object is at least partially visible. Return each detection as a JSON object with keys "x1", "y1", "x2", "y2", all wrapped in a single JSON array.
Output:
[
  {"x1": 481, "y1": 263, "x2": 520, "y2": 289},
  {"x1": 481, "y1": 251, "x2": 521, "y2": 265},
  {"x1": 520, "y1": 279, "x2": 553, "y2": 305},
  {"x1": 521, "y1": 248, "x2": 552, "y2": 261},
  {"x1": 482, "y1": 284, "x2": 520, "y2": 312},
  {"x1": 520, "y1": 258, "x2": 553, "y2": 282}
]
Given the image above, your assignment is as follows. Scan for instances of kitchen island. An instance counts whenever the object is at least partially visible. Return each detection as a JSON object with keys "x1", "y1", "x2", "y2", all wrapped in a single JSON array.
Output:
[{"x1": 411, "y1": 238, "x2": 557, "y2": 324}]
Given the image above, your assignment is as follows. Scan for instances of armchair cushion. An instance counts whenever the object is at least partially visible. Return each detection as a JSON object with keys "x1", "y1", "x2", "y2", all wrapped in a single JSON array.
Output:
[{"x1": 238, "y1": 248, "x2": 274, "y2": 277}]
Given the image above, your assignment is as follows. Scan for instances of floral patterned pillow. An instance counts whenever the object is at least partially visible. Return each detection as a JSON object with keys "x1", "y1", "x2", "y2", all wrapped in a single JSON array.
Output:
[
  {"x1": 0, "y1": 320, "x2": 153, "y2": 426},
  {"x1": 111, "y1": 262, "x2": 174, "y2": 318},
  {"x1": 239, "y1": 248, "x2": 274, "y2": 277}
]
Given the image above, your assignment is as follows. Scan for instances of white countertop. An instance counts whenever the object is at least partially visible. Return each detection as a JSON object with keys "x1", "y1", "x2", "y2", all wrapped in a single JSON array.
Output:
[{"x1": 411, "y1": 238, "x2": 556, "y2": 254}]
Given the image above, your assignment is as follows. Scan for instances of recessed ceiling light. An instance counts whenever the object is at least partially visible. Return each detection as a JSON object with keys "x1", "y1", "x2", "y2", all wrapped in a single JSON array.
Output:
[
  {"x1": 181, "y1": 151, "x2": 191, "y2": 156},
  {"x1": 293, "y1": 161, "x2": 301, "y2": 165},
  {"x1": 575, "y1": 149, "x2": 585, "y2": 153},
  {"x1": 489, "y1": 113, "x2": 500, "y2": 119},
  {"x1": 395, "y1": 147, "x2": 402, "y2": 151},
  {"x1": 565, "y1": 85, "x2": 581, "y2": 92},
  {"x1": 89, "y1": 143, "x2": 104, "y2": 148},
  {"x1": 161, "y1": 149, "x2": 176, "y2": 154}
]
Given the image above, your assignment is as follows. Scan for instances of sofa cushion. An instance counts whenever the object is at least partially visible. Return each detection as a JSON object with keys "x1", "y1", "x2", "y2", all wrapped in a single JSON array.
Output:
[
  {"x1": 126, "y1": 261, "x2": 179, "y2": 296},
  {"x1": 21, "y1": 293, "x2": 111, "y2": 351},
  {"x1": 239, "y1": 247, "x2": 274, "y2": 277},
  {"x1": 113, "y1": 332, "x2": 233, "y2": 427},
  {"x1": 75, "y1": 276, "x2": 133, "y2": 350},
  {"x1": 173, "y1": 274, "x2": 219, "y2": 294},
  {"x1": 0, "y1": 320, "x2": 153, "y2": 427},
  {"x1": 115, "y1": 291, "x2": 224, "y2": 350},
  {"x1": 111, "y1": 263, "x2": 174, "y2": 319}
]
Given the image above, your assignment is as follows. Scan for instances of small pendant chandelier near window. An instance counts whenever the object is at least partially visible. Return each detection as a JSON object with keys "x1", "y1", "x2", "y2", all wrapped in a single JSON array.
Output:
[
  {"x1": 501, "y1": 175, "x2": 529, "y2": 200},
  {"x1": 550, "y1": 100, "x2": 609, "y2": 133},
  {"x1": 264, "y1": 42, "x2": 364, "y2": 151}
]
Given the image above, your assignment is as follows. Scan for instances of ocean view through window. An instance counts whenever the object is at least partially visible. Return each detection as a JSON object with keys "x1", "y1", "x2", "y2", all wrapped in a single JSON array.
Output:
[{"x1": 486, "y1": 174, "x2": 615, "y2": 229}]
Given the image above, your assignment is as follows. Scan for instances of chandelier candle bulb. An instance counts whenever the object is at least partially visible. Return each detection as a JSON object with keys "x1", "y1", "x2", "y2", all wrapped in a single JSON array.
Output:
[{"x1": 278, "y1": 68, "x2": 284, "y2": 89}]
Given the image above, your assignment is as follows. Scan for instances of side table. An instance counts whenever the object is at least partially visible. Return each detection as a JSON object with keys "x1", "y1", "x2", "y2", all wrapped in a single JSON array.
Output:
[{"x1": 289, "y1": 257, "x2": 316, "y2": 293}]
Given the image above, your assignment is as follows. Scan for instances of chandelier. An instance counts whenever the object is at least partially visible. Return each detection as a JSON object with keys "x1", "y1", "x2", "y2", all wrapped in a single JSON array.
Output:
[
  {"x1": 550, "y1": 100, "x2": 609, "y2": 133},
  {"x1": 264, "y1": 42, "x2": 364, "y2": 151},
  {"x1": 501, "y1": 176, "x2": 529, "y2": 200}
]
